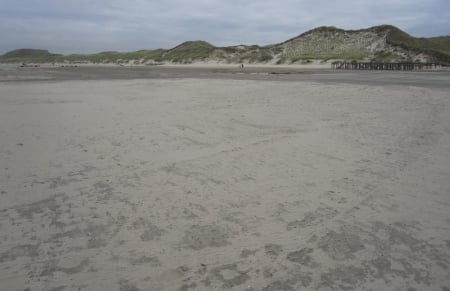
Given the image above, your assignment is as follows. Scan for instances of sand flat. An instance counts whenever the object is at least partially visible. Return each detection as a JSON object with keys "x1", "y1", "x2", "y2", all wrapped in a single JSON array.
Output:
[{"x1": 0, "y1": 69, "x2": 449, "y2": 290}]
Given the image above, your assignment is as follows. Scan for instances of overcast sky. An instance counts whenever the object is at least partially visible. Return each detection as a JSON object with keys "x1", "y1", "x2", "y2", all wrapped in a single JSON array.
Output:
[{"x1": 1, "y1": 0, "x2": 449, "y2": 54}]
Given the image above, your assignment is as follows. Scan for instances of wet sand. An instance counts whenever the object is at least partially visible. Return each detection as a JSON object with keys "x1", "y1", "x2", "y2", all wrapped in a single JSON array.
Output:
[
  {"x1": 1, "y1": 66, "x2": 449, "y2": 290},
  {"x1": 1, "y1": 65, "x2": 450, "y2": 88}
]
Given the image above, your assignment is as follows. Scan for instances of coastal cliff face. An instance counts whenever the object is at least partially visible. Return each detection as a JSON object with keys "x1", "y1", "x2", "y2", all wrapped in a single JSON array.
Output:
[{"x1": 1, "y1": 25, "x2": 449, "y2": 64}]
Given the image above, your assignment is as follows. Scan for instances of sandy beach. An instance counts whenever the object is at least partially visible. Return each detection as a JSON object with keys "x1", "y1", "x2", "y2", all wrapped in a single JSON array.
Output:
[{"x1": 1, "y1": 66, "x2": 449, "y2": 290}]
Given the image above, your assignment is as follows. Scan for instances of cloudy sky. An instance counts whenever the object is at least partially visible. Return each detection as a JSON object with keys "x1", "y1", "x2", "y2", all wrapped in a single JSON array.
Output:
[{"x1": 0, "y1": 0, "x2": 449, "y2": 54}]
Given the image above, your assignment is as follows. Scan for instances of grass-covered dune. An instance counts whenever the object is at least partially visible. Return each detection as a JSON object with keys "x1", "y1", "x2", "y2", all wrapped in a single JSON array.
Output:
[{"x1": 1, "y1": 25, "x2": 449, "y2": 64}]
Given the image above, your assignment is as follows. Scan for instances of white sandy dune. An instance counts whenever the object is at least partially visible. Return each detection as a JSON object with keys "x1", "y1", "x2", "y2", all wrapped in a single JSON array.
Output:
[{"x1": 0, "y1": 72, "x2": 449, "y2": 290}]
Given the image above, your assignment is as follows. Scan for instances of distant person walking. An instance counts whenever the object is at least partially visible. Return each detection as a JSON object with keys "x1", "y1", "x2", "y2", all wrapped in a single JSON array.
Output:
[{"x1": 241, "y1": 63, "x2": 244, "y2": 69}]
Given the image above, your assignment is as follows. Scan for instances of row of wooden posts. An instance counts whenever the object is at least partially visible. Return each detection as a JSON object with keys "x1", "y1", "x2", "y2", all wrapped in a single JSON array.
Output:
[{"x1": 331, "y1": 62, "x2": 441, "y2": 71}]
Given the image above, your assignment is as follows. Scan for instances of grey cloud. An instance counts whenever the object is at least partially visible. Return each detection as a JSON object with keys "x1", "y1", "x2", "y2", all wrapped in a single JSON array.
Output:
[{"x1": 0, "y1": 0, "x2": 448, "y2": 54}]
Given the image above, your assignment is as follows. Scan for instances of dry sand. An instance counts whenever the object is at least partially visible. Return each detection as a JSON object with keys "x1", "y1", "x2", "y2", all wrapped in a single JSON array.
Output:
[{"x1": 0, "y1": 67, "x2": 449, "y2": 290}]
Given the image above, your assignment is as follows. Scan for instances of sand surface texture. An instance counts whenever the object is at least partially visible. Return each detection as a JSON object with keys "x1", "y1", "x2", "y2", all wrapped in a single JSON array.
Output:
[{"x1": 1, "y1": 67, "x2": 450, "y2": 290}]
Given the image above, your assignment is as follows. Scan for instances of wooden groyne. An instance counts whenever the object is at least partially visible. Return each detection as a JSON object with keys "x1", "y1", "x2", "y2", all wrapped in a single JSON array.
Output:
[{"x1": 331, "y1": 62, "x2": 441, "y2": 71}]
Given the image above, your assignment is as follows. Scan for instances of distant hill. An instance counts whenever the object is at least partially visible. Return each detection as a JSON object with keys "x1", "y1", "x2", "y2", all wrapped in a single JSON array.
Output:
[
  {"x1": 163, "y1": 41, "x2": 215, "y2": 63},
  {"x1": 1, "y1": 25, "x2": 449, "y2": 64},
  {"x1": 0, "y1": 49, "x2": 62, "y2": 63},
  {"x1": 277, "y1": 25, "x2": 450, "y2": 63}
]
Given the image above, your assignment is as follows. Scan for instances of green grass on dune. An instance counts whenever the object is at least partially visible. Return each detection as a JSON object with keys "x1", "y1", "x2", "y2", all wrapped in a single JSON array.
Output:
[
  {"x1": 1, "y1": 25, "x2": 449, "y2": 64},
  {"x1": 60, "y1": 49, "x2": 165, "y2": 63},
  {"x1": 384, "y1": 25, "x2": 450, "y2": 62},
  {"x1": 0, "y1": 49, "x2": 61, "y2": 63},
  {"x1": 163, "y1": 41, "x2": 215, "y2": 63}
]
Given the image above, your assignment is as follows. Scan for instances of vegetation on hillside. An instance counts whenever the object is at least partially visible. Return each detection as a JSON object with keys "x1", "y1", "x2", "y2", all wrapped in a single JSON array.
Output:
[
  {"x1": 0, "y1": 49, "x2": 62, "y2": 63},
  {"x1": 61, "y1": 49, "x2": 165, "y2": 63},
  {"x1": 163, "y1": 41, "x2": 215, "y2": 63},
  {"x1": 278, "y1": 24, "x2": 450, "y2": 63},
  {"x1": 383, "y1": 26, "x2": 450, "y2": 62},
  {"x1": 1, "y1": 25, "x2": 449, "y2": 64}
]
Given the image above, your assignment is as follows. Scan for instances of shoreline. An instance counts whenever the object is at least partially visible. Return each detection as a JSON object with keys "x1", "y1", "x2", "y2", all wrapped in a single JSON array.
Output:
[
  {"x1": 1, "y1": 64, "x2": 449, "y2": 89},
  {"x1": 0, "y1": 60, "x2": 334, "y2": 70},
  {"x1": 2, "y1": 60, "x2": 448, "y2": 73}
]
